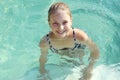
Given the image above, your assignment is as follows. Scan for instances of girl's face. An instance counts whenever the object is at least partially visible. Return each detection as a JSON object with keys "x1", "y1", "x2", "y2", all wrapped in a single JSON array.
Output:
[{"x1": 49, "y1": 10, "x2": 72, "y2": 39}]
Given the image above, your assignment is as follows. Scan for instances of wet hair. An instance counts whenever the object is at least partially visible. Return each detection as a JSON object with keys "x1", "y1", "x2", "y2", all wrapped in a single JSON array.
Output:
[{"x1": 48, "y1": 2, "x2": 72, "y2": 21}]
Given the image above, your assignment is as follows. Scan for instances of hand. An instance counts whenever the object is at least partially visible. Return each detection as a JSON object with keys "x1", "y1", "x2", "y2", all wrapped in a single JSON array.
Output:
[
  {"x1": 40, "y1": 68, "x2": 47, "y2": 75},
  {"x1": 38, "y1": 69, "x2": 51, "y2": 80},
  {"x1": 80, "y1": 72, "x2": 92, "y2": 80},
  {"x1": 80, "y1": 65, "x2": 93, "y2": 80},
  {"x1": 83, "y1": 64, "x2": 93, "y2": 72},
  {"x1": 37, "y1": 73, "x2": 51, "y2": 80}
]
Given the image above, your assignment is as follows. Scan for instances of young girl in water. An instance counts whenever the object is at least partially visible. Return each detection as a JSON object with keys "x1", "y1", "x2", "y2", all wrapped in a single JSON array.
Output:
[{"x1": 39, "y1": 2, "x2": 99, "y2": 80}]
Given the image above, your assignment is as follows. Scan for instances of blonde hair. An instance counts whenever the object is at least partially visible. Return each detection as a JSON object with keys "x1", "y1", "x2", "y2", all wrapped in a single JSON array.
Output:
[{"x1": 48, "y1": 2, "x2": 72, "y2": 21}]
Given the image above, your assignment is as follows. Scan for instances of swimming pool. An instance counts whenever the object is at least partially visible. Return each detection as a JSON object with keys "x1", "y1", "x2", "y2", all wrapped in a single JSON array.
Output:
[{"x1": 0, "y1": 0, "x2": 120, "y2": 80}]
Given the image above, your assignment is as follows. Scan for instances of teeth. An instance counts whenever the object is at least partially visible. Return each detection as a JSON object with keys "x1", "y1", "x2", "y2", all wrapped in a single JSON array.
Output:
[
  {"x1": 58, "y1": 31, "x2": 64, "y2": 34},
  {"x1": 59, "y1": 32, "x2": 63, "y2": 33}
]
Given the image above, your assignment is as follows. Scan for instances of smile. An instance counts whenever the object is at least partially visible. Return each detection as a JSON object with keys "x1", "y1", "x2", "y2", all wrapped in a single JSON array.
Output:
[{"x1": 57, "y1": 30, "x2": 66, "y2": 34}]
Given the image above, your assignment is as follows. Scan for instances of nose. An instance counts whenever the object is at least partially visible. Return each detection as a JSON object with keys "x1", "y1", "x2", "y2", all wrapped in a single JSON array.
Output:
[{"x1": 59, "y1": 25, "x2": 64, "y2": 30}]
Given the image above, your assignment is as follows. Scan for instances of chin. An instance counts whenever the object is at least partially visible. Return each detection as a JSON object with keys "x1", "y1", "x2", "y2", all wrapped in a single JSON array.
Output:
[{"x1": 58, "y1": 34, "x2": 67, "y2": 38}]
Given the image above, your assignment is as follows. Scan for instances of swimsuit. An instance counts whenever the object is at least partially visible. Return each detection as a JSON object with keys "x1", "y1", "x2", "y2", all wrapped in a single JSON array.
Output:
[{"x1": 46, "y1": 29, "x2": 86, "y2": 53}]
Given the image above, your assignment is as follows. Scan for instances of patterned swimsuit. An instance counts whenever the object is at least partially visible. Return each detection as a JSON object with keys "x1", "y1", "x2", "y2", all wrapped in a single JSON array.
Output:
[{"x1": 46, "y1": 29, "x2": 86, "y2": 53}]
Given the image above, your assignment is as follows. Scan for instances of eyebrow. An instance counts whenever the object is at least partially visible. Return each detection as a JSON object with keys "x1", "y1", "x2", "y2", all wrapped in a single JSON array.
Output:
[{"x1": 52, "y1": 20, "x2": 68, "y2": 23}]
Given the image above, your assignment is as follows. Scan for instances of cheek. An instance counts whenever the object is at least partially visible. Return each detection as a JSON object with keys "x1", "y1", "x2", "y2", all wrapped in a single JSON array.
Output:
[
  {"x1": 66, "y1": 22, "x2": 72, "y2": 28},
  {"x1": 69, "y1": 20, "x2": 72, "y2": 26},
  {"x1": 50, "y1": 26, "x2": 57, "y2": 31}
]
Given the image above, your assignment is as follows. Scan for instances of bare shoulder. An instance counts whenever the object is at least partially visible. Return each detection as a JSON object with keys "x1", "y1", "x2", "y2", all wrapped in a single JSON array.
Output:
[
  {"x1": 39, "y1": 35, "x2": 49, "y2": 49},
  {"x1": 74, "y1": 28, "x2": 89, "y2": 41}
]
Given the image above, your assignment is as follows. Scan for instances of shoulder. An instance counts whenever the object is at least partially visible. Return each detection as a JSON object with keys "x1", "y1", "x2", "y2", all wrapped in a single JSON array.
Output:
[
  {"x1": 74, "y1": 28, "x2": 89, "y2": 41},
  {"x1": 39, "y1": 35, "x2": 49, "y2": 49},
  {"x1": 74, "y1": 28, "x2": 94, "y2": 47}
]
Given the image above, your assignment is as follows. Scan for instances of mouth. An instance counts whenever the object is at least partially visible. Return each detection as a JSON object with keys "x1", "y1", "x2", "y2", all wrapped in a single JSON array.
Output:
[{"x1": 57, "y1": 30, "x2": 65, "y2": 34}]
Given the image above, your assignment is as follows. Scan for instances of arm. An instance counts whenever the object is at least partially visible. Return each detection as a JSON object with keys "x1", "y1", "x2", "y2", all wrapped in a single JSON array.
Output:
[
  {"x1": 82, "y1": 38, "x2": 99, "y2": 80},
  {"x1": 85, "y1": 38, "x2": 99, "y2": 68},
  {"x1": 75, "y1": 29, "x2": 99, "y2": 66},
  {"x1": 75, "y1": 29, "x2": 99, "y2": 80},
  {"x1": 39, "y1": 37, "x2": 49, "y2": 75},
  {"x1": 39, "y1": 41, "x2": 51, "y2": 80},
  {"x1": 39, "y1": 48, "x2": 48, "y2": 74}
]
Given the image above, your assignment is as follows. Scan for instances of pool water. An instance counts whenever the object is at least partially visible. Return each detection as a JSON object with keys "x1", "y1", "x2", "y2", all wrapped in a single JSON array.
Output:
[{"x1": 0, "y1": 0, "x2": 120, "y2": 80}]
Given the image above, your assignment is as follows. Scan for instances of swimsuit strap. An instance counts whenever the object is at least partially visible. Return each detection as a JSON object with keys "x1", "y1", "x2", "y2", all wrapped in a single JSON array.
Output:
[
  {"x1": 72, "y1": 28, "x2": 82, "y2": 50},
  {"x1": 46, "y1": 34, "x2": 52, "y2": 48},
  {"x1": 73, "y1": 28, "x2": 79, "y2": 45},
  {"x1": 46, "y1": 34, "x2": 54, "y2": 52},
  {"x1": 46, "y1": 34, "x2": 57, "y2": 52},
  {"x1": 73, "y1": 28, "x2": 76, "y2": 43}
]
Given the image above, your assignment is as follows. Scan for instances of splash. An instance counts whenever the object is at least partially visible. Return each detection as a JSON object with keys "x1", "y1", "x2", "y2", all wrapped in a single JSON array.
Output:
[{"x1": 91, "y1": 63, "x2": 120, "y2": 80}]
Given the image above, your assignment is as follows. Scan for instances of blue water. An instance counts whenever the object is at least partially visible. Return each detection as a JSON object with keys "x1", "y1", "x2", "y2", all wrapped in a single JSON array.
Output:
[{"x1": 0, "y1": 0, "x2": 120, "y2": 80}]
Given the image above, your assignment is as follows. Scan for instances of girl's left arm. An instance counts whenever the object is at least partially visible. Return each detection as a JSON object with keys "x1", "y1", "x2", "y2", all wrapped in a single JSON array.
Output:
[
  {"x1": 76, "y1": 29, "x2": 99, "y2": 79},
  {"x1": 81, "y1": 38, "x2": 99, "y2": 80},
  {"x1": 84, "y1": 38, "x2": 100, "y2": 72},
  {"x1": 76, "y1": 29, "x2": 100, "y2": 62},
  {"x1": 85, "y1": 38, "x2": 99, "y2": 63}
]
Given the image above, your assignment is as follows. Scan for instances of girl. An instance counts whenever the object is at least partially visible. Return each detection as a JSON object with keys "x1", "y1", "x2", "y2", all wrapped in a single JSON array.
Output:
[{"x1": 39, "y1": 2, "x2": 99, "y2": 80}]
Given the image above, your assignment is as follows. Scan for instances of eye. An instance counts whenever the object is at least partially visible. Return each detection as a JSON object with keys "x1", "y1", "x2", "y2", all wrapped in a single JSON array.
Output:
[
  {"x1": 53, "y1": 23, "x2": 58, "y2": 27},
  {"x1": 63, "y1": 21, "x2": 68, "y2": 25}
]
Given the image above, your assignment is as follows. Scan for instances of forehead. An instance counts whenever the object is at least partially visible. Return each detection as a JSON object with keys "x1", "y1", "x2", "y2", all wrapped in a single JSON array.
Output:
[{"x1": 50, "y1": 10, "x2": 71, "y2": 21}]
